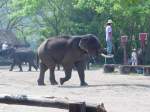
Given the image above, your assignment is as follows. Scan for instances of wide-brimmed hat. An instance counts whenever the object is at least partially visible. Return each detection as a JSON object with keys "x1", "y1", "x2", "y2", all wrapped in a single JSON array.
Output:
[{"x1": 107, "y1": 19, "x2": 113, "y2": 24}]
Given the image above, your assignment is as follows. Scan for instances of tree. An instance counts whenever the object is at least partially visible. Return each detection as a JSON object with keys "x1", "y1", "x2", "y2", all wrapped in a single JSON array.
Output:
[
  {"x1": 10, "y1": 0, "x2": 76, "y2": 37},
  {"x1": 7, "y1": 0, "x2": 150, "y2": 64},
  {"x1": 0, "y1": 0, "x2": 22, "y2": 30}
]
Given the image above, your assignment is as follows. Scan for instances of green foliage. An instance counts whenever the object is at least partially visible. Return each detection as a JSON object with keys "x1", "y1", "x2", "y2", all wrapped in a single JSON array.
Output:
[
  {"x1": 3, "y1": 0, "x2": 150, "y2": 64},
  {"x1": 8, "y1": 0, "x2": 150, "y2": 40},
  {"x1": 10, "y1": 0, "x2": 43, "y2": 17}
]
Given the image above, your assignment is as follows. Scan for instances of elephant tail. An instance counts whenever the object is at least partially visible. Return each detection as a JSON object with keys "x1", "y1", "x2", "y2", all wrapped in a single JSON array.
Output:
[
  {"x1": 37, "y1": 38, "x2": 50, "y2": 64},
  {"x1": 36, "y1": 52, "x2": 39, "y2": 68}
]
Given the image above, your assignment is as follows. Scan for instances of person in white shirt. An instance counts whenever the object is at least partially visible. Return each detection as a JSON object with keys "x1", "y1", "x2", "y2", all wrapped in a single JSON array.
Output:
[
  {"x1": 105, "y1": 19, "x2": 113, "y2": 55},
  {"x1": 131, "y1": 48, "x2": 137, "y2": 65},
  {"x1": 2, "y1": 41, "x2": 8, "y2": 50}
]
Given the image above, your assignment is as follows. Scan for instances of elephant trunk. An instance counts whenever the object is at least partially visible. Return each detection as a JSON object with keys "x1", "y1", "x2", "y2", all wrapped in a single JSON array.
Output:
[
  {"x1": 98, "y1": 48, "x2": 114, "y2": 58},
  {"x1": 98, "y1": 48, "x2": 107, "y2": 55}
]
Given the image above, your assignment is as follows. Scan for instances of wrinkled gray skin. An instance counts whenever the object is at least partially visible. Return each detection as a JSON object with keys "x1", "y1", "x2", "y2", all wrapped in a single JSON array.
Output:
[
  {"x1": 37, "y1": 34, "x2": 102, "y2": 86},
  {"x1": 9, "y1": 48, "x2": 38, "y2": 72}
]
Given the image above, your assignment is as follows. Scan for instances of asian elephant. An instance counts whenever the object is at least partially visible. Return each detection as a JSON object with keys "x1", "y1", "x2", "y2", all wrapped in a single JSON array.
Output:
[
  {"x1": 7, "y1": 48, "x2": 38, "y2": 71},
  {"x1": 37, "y1": 34, "x2": 102, "y2": 86}
]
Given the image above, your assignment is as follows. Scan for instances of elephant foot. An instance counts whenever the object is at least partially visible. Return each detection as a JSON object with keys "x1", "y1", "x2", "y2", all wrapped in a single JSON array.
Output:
[
  {"x1": 80, "y1": 82, "x2": 88, "y2": 86},
  {"x1": 9, "y1": 69, "x2": 12, "y2": 71},
  {"x1": 34, "y1": 66, "x2": 38, "y2": 71},
  {"x1": 37, "y1": 80, "x2": 45, "y2": 86},
  {"x1": 60, "y1": 78, "x2": 65, "y2": 85},
  {"x1": 51, "y1": 81, "x2": 58, "y2": 85}
]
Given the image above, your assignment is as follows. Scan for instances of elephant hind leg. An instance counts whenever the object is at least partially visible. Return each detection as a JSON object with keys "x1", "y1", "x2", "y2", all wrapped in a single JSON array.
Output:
[
  {"x1": 31, "y1": 60, "x2": 38, "y2": 71},
  {"x1": 9, "y1": 61, "x2": 15, "y2": 71},
  {"x1": 29, "y1": 61, "x2": 38, "y2": 71},
  {"x1": 28, "y1": 63, "x2": 32, "y2": 71},
  {"x1": 37, "y1": 63, "x2": 48, "y2": 85},
  {"x1": 49, "y1": 66, "x2": 58, "y2": 85},
  {"x1": 60, "y1": 65, "x2": 72, "y2": 85},
  {"x1": 18, "y1": 64, "x2": 23, "y2": 72}
]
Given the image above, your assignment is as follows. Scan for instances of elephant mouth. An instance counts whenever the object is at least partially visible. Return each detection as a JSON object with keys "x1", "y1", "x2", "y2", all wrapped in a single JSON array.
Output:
[{"x1": 99, "y1": 48, "x2": 107, "y2": 54}]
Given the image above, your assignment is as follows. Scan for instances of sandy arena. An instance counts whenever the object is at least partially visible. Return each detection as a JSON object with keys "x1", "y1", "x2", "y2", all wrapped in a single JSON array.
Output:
[{"x1": 0, "y1": 66, "x2": 150, "y2": 112}]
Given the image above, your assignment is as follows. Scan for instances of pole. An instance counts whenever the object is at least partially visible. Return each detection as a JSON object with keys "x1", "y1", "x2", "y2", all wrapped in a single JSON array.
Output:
[{"x1": 123, "y1": 45, "x2": 127, "y2": 65}]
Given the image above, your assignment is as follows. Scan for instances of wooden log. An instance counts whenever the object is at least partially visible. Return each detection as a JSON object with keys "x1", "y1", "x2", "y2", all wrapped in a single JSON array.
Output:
[
  {"x1": 86, "y1": 103, "x2": 106, "y2": 112},
  {"x1": 103, "y1": 64, "x2": 115, "y2": 73},
  {"x1": 69, "y1": 102, "x2": 86, "y2": 112},
  {"x1": 119, "y1": 65, "x2": 130, "y2": 74},
  {"x1": 0, "y1": 95, "x2": 68, "y2": 109},
  {"x1": 0, "y1": 94, "x2": 107, "y2": 112},
  {"x1": 119, "y1": 65, "x2": 147, "y2": 74},
  {"x1": 144, "y1": 67, "x2": 150, "y2": 75}
]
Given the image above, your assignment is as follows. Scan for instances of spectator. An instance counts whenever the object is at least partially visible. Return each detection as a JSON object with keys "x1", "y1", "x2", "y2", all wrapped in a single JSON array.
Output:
[
  {"x1": 131, "y1": 48, "x2": 137, "y2": 65},
  {"x1": 2, "y1": 41, "x2": 8, "y2": 50},
  {"x1": 105, "y1": 19, "x2": 113, "y2": 55}
]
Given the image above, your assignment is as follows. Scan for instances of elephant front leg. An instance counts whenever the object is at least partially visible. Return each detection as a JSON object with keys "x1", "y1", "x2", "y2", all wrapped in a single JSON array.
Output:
[
  {"x1": 9, "y1": 61, "x2": 15, "y2": 71},
  {"x1": 18, "y1": 64, "x2": 23, "y2": 72},
  {"x1": 49, "y1": 66, "x2": 58, "y2": 85},
  {"x1": 28, "y1": 63, "x2": 31, "y2": 71},
  {"x1": 75, "y1": 61, "x2": 88, "y2": 86},
  {"x1": 60, "y1": 66, "x2": 72, "y2": 85},
  {"x1": 37, "y1": 63, "x2": 48, "y2": 85}
]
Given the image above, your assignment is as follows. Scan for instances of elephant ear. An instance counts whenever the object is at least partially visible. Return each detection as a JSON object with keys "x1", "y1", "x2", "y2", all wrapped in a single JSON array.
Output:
[{"x1": 79, "y1": 38, "x2": 89, "y2": 52}]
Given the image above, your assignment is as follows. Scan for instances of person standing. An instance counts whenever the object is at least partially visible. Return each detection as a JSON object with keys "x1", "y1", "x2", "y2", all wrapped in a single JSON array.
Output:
[
  {"x1": 105, "y1": 19, "x2": 113, "y2": 55},
  {"x1": 2, "y1": 41, "x2": 8, "y2": 50},
  {"x1": 131, "y1": 48, "x2": 137, "y2": 65}
]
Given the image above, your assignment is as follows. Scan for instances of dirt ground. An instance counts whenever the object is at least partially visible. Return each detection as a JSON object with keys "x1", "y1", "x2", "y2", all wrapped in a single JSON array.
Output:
[{"x1": 0, "y1": 66, "x2": 150, "y2": 112}]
